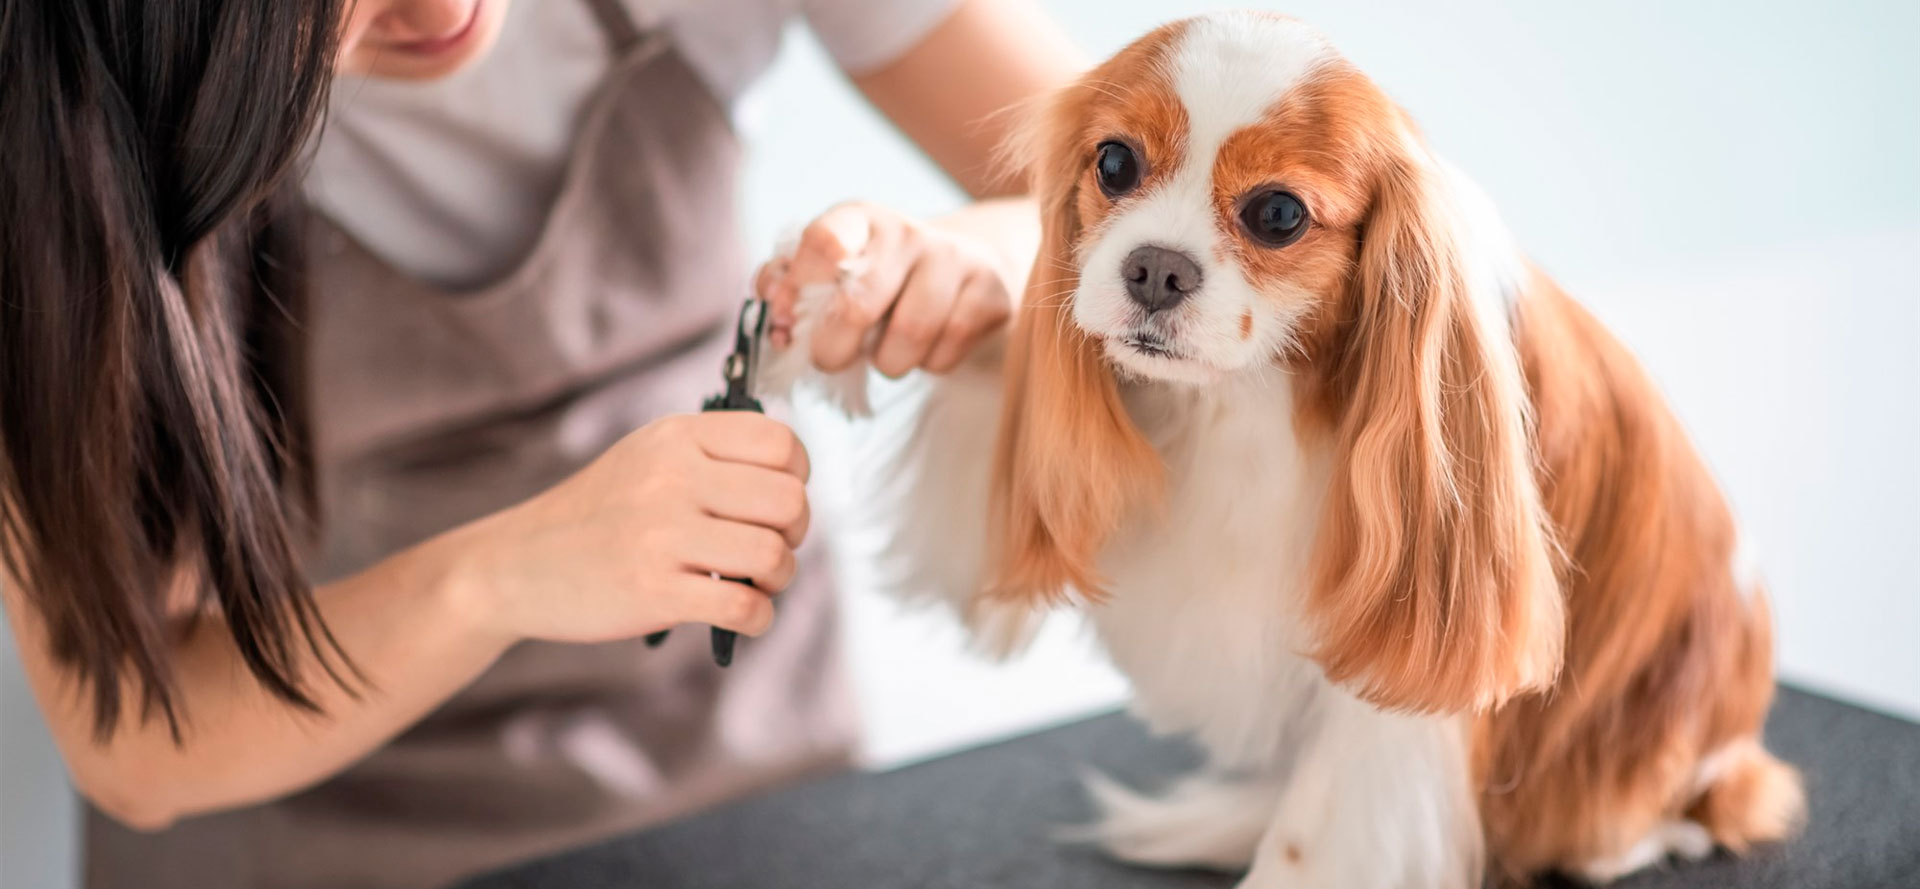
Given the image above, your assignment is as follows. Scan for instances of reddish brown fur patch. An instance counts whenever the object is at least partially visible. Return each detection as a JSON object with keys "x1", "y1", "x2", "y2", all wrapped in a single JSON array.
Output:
[
  {"x1": 1278, "y1": 77, "x2": 1565, "y2": 715},
  {"x1": 1210, "y1": 68, "x2": 1381, "y2": 358},
  {"x1": 1474, "y1": 271, "x2": 1803, "y2": 879},
  {"x1": 986, "y1": 24, "x2": 1188, "y2": 603}
]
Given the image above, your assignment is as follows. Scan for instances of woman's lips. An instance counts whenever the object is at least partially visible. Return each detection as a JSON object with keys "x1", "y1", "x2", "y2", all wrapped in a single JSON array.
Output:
[{"x1": 388, "y1": 1, "x2": 483, "y2": 56}]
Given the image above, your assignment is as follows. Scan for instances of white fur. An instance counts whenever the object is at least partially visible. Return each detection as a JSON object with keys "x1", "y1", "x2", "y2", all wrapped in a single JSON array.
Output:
[
  {"x1": 869, "y1": 338, "x2": 1045, "y2": 657},
  {"x1": 1094, "y1": 370, "x2": 1328, "y2": 769},
  {"x1": 1080, "y1": 371, "x2": 1479, "y2": 888},
  {"x1": 756, "y1": 234, "x2": 874, "y2": 417},
  {"x1": 1436, "y1": 156, "x2": 1529, "y2": 315},
  {"x1": 761, "y1": 296, "x2": 1039, "y2": 655},
  {"x1": 1170, "y1": 14, "x2": 1335, "y2": 151},
  {"x1": 1243, "y1": 696, "x2": 1481, "y2": 889},
  {"x1": 1066, "y1": 769, "x2": 1284, "y2": 870}
]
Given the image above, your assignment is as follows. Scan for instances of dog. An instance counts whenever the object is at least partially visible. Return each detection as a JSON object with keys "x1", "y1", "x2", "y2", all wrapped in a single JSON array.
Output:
[{"x1": 767, "y1": 12, "x2": 1803, "y2": 887}]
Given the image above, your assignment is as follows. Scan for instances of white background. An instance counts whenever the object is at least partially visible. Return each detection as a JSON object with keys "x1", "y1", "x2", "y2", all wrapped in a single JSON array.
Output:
[{"x1": 4, "y1": 1, "x2": 1915, "y2": 886}]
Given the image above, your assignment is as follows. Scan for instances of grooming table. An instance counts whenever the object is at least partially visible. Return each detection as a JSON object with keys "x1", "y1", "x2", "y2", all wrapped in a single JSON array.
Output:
[{"x1": 455, "y1": 686, "x2": 1919, "y2": 889}]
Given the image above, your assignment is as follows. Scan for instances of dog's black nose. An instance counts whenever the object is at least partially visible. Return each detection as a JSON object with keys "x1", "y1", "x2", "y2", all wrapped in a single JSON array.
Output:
[{"x1": 1122, "y1": 245, "x2": 1202, "y2": 313}]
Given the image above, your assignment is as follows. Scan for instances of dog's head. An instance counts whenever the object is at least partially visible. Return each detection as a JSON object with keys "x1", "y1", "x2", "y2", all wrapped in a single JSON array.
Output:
[{"x1": 991, "y1": 13, "x2": 1563, "y2": 712}]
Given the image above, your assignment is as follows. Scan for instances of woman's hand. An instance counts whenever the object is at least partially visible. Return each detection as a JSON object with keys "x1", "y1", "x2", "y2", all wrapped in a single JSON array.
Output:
[
  {"x1": 756, "y1": 202, "x2": 1014, "y2": 378},
  {"x1": 453, "y1": 412, "x2": 812, "y2": 646}
]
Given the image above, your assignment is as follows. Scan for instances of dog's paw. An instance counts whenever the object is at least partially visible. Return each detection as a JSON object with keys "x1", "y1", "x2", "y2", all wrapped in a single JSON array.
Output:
[
  {"x1": 1573, "y1": 820, "x2": 1716, "y2": 884},
  {"x1": 756, "y1": 281, "x2": 874, "y2": 418}
]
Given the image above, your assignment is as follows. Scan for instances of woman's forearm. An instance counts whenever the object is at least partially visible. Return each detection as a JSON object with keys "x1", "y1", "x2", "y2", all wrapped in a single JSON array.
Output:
[{"x1": 8, "y1": 523, "x2": 512, "y2": 830}]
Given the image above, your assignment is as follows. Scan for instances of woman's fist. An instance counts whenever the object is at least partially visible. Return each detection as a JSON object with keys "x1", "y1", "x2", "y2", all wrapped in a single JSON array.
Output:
[{"x1": 452, "y1": 412, "x2": 811, "y2": 646}]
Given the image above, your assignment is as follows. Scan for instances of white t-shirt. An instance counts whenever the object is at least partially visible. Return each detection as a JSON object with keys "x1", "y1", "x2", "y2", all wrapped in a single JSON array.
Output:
[{"x1": 305, "y1": 0, "x2": 957, "y2": 286}]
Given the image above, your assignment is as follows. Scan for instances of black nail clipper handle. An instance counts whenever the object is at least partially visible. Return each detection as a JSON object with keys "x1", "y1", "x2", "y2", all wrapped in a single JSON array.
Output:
[
  {"x1": 648, "y1": 393, "x2": 764, "y2": 667},
  {"x1": 647, "y1": 626, "x2": 734, "y2": 667},
  {"x1": 698, "y1": 391, "x2": 763, "y2": 668},
  {"x1": 651, "y1": 300, "x2": 767, "y2": 668}
]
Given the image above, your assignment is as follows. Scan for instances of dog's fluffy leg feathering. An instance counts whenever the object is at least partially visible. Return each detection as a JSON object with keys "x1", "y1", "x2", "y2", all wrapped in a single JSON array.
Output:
[
  {"x1": 1062, "y1": 768, "x2": 1283, "y2": 871},
  {"x1": 755, "y1": 232, "x2": 874, "y2": 419},
  {"x1": 757, "y1": 234, "x2": 1044, "y2": 656},
  {"x1": 1239, "y1": 695, "x2": 1481, "y2": 889}
]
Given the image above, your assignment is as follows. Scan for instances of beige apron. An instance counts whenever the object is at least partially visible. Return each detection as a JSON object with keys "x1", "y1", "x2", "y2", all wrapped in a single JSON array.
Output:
[{"x1": 85, "y1": 5, "x2": 858, "y2": 888}]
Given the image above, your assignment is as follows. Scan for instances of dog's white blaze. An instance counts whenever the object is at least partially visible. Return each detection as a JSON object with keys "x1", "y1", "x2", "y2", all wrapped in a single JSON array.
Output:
[{"x1": 1169, "y1": 13, "x2": 1333, "y2": 155}]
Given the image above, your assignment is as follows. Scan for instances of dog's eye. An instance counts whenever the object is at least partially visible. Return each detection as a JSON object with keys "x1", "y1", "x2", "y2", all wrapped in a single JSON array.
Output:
[
  {"x1": 1240, "y1": 190, "x2": 1310, "y2": 247},
  {"x1": 1095, "y1": 141, "x2": 1142, "y2": 197}
]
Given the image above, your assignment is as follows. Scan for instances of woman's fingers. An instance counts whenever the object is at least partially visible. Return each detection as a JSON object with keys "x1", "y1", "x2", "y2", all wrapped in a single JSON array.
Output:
[
  {"x1": 873, "y1": 246, "x2": 963, "y2": 378},
  {"x1": 922, "y1": 268, "x2": 1009, "y2": 374},
  {"x1": 668, "y1": 573, "x2": 777, "y2": 636},
  {"x1": 698, "y1": 461, "x2": 811, "y2": 547},
  {"x1": 689, "y1": 412, "x2": 809, "y2": 481},
  {"x1": 752, "y1": 258, "x2": 784, "y2": 305},
  {"x1": 811, "y1": 216, "x2": 911, "y2": 372},
  {"x1": 787, "y1": 205, "x2": 869, "y2": 282},
  {"x1": 771, "y1": 203, "x2": 1013, "y2": 376},
  {"x1": 675, "y1": 517, "x2": 798, "y2": 594}
]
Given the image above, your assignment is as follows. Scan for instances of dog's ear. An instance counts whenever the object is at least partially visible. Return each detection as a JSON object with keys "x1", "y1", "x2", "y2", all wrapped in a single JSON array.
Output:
[
  {"x1": 1306, "y1": 135, "x2": 1564, "y2": 714},
  {"x1": 986, "y1": 83, "x2": 1162, "y2": 606}
]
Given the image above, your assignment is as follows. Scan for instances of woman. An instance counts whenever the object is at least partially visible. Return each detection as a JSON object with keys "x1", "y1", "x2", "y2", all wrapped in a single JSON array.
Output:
[{"x1": 0, "y1": 0, "x2": 1075, "y2": 886}]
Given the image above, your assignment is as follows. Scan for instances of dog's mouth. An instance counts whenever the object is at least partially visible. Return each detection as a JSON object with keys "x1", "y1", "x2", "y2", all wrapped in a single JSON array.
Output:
[
  {"x1": 1120, "y1": 331, "x2": 1181, "y2": 359},
  {"x1": 1102, "y1": 327, "x2": 1222, "y2": 386}
]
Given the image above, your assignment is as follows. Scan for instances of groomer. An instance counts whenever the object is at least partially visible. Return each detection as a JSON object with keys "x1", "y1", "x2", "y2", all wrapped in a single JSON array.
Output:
[{"x1": 0, "y1": 1, "x2": 1073, "y2": 887}]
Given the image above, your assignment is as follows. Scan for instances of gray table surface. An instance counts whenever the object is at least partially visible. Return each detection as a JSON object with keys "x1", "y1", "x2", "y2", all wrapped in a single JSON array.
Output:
[{"x1": 456, "y1": 686, "x2": 1920, "y2": 889}]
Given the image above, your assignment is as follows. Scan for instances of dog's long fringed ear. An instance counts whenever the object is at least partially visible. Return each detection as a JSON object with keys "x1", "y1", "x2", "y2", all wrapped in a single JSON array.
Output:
[
  {"x1": 985, "y1": 84, "x2": 1162, "y2": 606},
  {"x1": 1307, "y1": 141, "x2": 1565, "y2": 714}
]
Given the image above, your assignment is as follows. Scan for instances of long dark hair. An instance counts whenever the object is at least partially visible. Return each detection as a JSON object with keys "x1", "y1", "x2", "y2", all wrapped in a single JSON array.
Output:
[{"x1": 0, "y1": 0, "x2": 350, "y2": 739}]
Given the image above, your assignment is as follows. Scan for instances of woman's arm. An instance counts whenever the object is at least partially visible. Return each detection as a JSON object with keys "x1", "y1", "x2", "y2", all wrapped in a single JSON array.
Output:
[
  {"x1": 850, "y1": 0, "x2": 1084, "y2": 198},
  {"x1": 3, "y1": 411, "x2": 812, "y2": 830},
  {"x1": 852, "y1": 0, "x2": 1082, "y2": 198},
  {"x1": 3, "y1": 531, "x2": 505, "y2": 830}
]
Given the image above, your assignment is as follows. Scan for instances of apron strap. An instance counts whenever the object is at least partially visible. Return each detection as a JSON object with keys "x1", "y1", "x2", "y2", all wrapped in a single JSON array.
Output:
[{"x1": 580, "y1": 0, "x2": 645, "y2": 55}]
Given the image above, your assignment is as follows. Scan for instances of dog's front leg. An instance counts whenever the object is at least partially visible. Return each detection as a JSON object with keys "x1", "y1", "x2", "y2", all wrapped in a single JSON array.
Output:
[{"x1": 1238, "y1": 693, "x2": 1482, "y2": 889}]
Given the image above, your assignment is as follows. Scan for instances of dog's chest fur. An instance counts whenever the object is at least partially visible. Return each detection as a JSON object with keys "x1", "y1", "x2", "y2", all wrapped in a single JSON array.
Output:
[{"x1": 1089, "y1": 368, "x2": 1336, "y2": 768}]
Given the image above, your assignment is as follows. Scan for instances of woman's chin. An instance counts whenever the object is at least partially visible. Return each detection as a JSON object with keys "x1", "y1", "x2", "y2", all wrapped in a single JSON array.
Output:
[{"x1": 339, "y1": 0, "x2": 508, "y2": 82}]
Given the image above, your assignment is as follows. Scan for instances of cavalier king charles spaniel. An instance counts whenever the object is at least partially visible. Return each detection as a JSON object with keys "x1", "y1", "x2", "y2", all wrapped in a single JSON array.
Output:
[{"x1": 768, "y1": 12, "x2": 1802, "y2": 888}]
